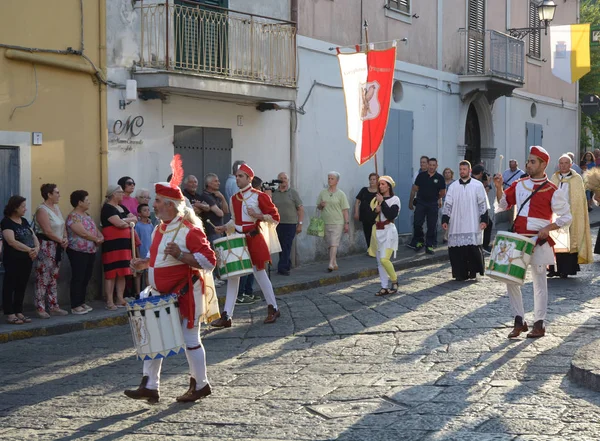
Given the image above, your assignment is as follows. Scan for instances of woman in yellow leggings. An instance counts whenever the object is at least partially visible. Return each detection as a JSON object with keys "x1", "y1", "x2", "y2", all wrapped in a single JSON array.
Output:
[{"x1": 367, "y1": 176, "x2": 400, "y2": 296}]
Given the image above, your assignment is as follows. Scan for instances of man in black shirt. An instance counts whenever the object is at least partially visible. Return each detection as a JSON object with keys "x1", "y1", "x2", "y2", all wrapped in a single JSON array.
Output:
[
  {"x1": 198, "y1": 173, "x2": 229, "y2": 244},
  {"x1": 407, "y1": 158, "x2": 446, "y2": 254},
  {"x1": 183, "y1": 175, "x2": 210, "y2": 216}
]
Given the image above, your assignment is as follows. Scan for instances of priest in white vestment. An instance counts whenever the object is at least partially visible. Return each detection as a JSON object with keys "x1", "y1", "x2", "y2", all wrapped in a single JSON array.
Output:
[{"x1": 442, "y1": 161, "x2": 490, "y2": 281}]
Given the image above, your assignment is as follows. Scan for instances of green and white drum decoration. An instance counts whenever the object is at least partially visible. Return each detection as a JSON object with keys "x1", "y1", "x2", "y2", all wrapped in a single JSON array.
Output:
[
  {"x1": 487, "y1": 231, "x2": 536, "y2": 286},
  {"x1": 213, "y1": 233, "x2": 253, "y2": 280}
]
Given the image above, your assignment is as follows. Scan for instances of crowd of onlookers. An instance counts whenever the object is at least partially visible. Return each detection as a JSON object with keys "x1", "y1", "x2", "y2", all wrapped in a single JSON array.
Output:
[{"x1": 2, "y1": 149, "x2": 599, "y2": 325}]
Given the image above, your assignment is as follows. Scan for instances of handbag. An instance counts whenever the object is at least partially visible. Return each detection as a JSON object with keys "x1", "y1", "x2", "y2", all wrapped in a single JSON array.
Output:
[{"x1": 307, "y1": 213, "x2": 325, "y2": 237}]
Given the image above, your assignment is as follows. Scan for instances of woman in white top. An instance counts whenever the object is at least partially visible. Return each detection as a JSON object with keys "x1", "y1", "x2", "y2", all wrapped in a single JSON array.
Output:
[
  {"x1": 367, "y1": 176, "x2": 401, "y2": 296},
  {"x1": 33, "y1": 183, "x2": 68, "y2": 319}
]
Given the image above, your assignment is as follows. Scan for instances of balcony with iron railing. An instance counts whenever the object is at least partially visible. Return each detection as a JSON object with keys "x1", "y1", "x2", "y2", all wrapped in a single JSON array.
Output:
[
  {"x1": 458, "y1": 29, "x2": 525, "y2": 102},
  {"x1": 134, "y1": 1, "x2": 297, "y2": 102}
]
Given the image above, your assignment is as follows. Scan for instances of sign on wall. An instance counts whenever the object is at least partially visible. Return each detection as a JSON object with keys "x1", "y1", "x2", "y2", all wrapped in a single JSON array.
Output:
[{"x1": 109, "y1": 116, "x2": 144, "y2": 150}]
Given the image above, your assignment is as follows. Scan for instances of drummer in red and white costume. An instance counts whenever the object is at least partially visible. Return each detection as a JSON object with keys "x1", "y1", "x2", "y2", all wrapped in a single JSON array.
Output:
[
  {"x1": 124, "y1": 178, "x2": 220, "y2": 403},
  {"x1": 211, "y1": 163, "x2": 281, "y2": 327},
  {"x1": 493, "y1": 146, "x2": 571, "y2": 339}
]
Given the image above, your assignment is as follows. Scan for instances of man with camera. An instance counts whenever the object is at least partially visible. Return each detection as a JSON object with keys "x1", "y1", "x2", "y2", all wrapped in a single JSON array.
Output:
[{"x1": 270, "y1": 172, "x2": 304, "y2": 276}]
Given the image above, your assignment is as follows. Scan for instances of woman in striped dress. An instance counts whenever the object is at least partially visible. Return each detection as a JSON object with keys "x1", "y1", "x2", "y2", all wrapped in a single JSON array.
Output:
[{"x1": 101, "y1": 185, "x2": 138, "y2": 310}]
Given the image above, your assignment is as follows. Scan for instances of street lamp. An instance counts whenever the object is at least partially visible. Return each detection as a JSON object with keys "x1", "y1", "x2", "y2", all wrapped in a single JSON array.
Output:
[{"x1": 507, "y1": 0, "x2": 557, "y2": 39}]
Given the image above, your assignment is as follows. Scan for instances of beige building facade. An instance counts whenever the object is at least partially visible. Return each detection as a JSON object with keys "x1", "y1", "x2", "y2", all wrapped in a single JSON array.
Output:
[{"x1": 291, "y1": 0, "x2": 581, "y2": 262}]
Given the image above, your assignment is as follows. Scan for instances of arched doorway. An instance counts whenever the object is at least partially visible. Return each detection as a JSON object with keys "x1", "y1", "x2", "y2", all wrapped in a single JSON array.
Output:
[{"x1": 464, "y1": 103, "x2": 481, "y2": 165}]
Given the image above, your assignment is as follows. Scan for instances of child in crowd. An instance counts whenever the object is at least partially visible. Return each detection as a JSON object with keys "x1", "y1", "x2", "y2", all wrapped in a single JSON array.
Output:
[{"x1": 134, "y1": 204, "x2": 154, "y2": 295}]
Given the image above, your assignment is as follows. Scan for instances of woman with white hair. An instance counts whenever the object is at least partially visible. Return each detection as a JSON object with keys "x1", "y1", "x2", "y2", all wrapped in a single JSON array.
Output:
[
  {"x1": 100, "y1": 185, "x2": 138, "y2": 310},
  {"x1": 316, "y1": 171, "x2": 350, "y2": 272}
]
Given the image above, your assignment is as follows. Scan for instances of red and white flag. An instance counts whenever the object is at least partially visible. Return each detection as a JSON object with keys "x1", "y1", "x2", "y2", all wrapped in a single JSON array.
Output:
[{"x1": 337, "y1": 47, "x2": 396, "y2": 165}]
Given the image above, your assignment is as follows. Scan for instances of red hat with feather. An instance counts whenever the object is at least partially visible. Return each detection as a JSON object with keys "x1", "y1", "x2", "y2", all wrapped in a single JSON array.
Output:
[{"x1": 155, "y1": 154, "x2": 185, "y2": 200}]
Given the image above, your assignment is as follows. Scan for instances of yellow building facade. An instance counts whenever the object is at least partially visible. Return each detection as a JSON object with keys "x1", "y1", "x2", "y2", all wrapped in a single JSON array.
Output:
[
  {"x1": 0, "y1": 0, "x2": 107, "y2": 218},
  {"x1": 0, "y1": 0, "x2": 107, "y2": 305}
]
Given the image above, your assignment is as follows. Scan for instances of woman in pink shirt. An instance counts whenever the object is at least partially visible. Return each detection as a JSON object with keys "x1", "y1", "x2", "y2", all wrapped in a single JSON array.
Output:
[{"x1": 117, "y1": 176, "x2": 138, "y2": 214}]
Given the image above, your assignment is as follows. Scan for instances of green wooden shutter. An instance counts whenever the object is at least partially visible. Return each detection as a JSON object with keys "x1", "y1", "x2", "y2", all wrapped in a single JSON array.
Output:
[
  {"x1": 528, "y1": 1, "x2": 541, "y2": 59},
  {"x1": 467, "y1": 0, "x2": 485, "y2": 74}
]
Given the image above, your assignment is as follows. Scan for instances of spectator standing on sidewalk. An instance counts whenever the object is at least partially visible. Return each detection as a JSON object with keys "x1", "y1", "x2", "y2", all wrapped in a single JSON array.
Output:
[
  {"x1": 502, "y1": 160, "x2": 524, "y2": 190},
  {"x1": 271, "y1": 172, "x2": 304, "y2": 276},
  {"x1": 33, "y1": 184, "x2": 69, "y2": 319},
  {"x1": 66, "y1": 190, "x2": 103, "y2": 315},
  {"x1": 2, "y1": 196, "x2": 39, "y2": 324},
  {"x1": 471, "y1": 164, "x2": 494, "y2": 252},
  {"x1": 134, "y1": 203, "x2": 154, "y2": 292},
  {"x1": 407, "y1": 158, "x2": 445, "y2": 254},
  {"x1": 442, "y1": 168, "x2": 455, "y2": 244},
  {"x1": 316, "y1": 172, "x2": 350, "y2": 272},
  {"x1": 118, "y1": 176, "x2": 138, "y2": 215},
  {"x1": 225, "y1": 160, "x2": 246, "y2": 207},
  {"x1": 101, "y1": 185, "x2": 138, "y2": 310},
  {"x1": 354, "y1": 173, "x2": 379, "y2": 249},
  {"x1": 413, "y1": 156, "x2": 429, "y2": 184},
  {"x1": 199, "y1": 173, "x2": 229, "y2": 287},
  {"x1": 182, "y1": 176, "x2": 210, "y2": 217},
  {"x1": 135, "y1": 188, "x2": 158, "y2": 226}
]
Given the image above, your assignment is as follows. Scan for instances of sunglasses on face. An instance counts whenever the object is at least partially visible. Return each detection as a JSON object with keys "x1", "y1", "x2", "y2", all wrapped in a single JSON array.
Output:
[{"x1": 126, "y1": 181, "x2": 135, "y2": 185}]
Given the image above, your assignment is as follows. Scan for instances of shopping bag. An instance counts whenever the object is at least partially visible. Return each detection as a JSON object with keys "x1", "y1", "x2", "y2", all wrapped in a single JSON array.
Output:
[{"x1": 307, "y1": 214, "x2": 325, "y2": 237}]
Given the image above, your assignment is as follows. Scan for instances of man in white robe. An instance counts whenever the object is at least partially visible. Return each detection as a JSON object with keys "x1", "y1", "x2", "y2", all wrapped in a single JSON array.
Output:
[{"x1": 442, "y1": 161, "x2": 489, "y2": 281}]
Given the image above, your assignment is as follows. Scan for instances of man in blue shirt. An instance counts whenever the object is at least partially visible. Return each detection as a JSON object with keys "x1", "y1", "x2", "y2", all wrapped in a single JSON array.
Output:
[{"x1": 501, "y1": 159, "x2": 524, "y2": 189}]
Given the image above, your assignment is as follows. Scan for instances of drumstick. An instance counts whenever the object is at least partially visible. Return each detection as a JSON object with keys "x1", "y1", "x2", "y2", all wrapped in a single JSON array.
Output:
[
  {"x1": 130, "y1": 222, "x2": 136, "y2": 258},
  {"x1": 497, "y1": 155, "x2": 504, "y2": 176},
  {"x1": 163, "y1": 216, "x2": 184, "y2": 261}
]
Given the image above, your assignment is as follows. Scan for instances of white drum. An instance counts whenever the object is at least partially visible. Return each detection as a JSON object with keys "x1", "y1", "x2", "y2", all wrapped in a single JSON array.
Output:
[
  {"x1": 213, "y1": 233, "x2": 253, "y2": 280},
  {"x1": 127, "y1": 294, "x2": 185, "y2": 361}
]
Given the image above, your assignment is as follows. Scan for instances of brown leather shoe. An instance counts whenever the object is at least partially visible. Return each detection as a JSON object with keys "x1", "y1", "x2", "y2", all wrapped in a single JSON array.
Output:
[
  {"x1": 176, "y1": 378, "x2": 212, "y2": 402},
  {"x1": 124, "y1": 376, "x2": 159, "y2": 403},
  {"x1": 507, "y1": 316, "x2": 528, "y2": 339},
  {"x1": 210, "y1": 312, "x2": 232, "y2": 328},
  {"x1": 527, "y1": 320, "x2": 545, "y2": 338},
  {"x1": 264, "y1": 304, "x2": 281, "y2": 324}
]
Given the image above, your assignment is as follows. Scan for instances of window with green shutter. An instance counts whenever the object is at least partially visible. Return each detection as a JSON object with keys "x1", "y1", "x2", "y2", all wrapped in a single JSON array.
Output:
[
  {"x1": 467, "y1": 0, "x2": 485, "y2": 74},
  {"x1": 528, "y1": 1, "x2": 541, "y2": 59}
]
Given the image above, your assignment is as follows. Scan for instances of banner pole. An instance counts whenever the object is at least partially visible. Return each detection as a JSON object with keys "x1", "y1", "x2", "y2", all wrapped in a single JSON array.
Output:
[{"x1": 363, "y1": 20, "x2": 379, "y2": 175}]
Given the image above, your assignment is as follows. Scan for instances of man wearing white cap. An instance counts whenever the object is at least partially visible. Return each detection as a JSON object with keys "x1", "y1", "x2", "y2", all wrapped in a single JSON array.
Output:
[
  {"x1": 493, "y1": 146, "x2": 571, "y2": 338},
  {"x1": 211, "y1": 163, "x2": 282, "y2": 327}
]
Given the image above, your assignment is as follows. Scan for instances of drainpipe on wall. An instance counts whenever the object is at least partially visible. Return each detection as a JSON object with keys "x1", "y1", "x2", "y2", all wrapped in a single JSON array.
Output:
[
  {"x1": 99, "y1": 0, "x2": 108, "y2": 206},
  {"x1": 290, "y1": 0, "x2": 299, "y2": 267}
]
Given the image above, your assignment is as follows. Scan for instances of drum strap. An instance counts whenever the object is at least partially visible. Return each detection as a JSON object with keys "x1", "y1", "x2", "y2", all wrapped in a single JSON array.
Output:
[
  {"x1": 510, "y1": 180, "x2": 548, "y2": 233},
  {"x1": 178, "y1": 274, "x2": 200, "y2": 297}
]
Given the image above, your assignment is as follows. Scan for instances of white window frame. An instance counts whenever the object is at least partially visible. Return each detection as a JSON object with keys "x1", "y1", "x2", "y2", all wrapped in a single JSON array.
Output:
[{"x1": 385, "y1": 0, "x2": 412, "y2": 24}]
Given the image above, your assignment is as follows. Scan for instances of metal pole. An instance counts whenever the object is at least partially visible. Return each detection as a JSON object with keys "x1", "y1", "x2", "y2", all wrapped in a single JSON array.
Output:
[
  {"x1": 363, "y1": 20, "x2": 378, "y2": 176},
  {"x1": 165, "y1": 1, "x2": 170, "y2": 69}
]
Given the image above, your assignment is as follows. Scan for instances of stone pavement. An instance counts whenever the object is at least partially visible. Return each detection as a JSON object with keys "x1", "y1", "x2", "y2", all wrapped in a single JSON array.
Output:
[
  {"x1": 1, "y1": 228, "x2": 600, "y2": 440},
  {"x1": 2, "y1": 208, "x2": 600, "y2": 343}
]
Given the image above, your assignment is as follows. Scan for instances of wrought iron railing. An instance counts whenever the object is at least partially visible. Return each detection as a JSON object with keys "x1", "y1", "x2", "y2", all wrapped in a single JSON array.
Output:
[
  {"x1": 138, "y1": 1, "x2": 297, "y2": 87},
  {"x1": 460, "y1": 29, "x2": 524, "y2": 82}
]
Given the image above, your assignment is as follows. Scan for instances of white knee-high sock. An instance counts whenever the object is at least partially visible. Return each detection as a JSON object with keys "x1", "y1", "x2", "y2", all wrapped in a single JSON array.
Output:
[
  {"x1": 376, "y1": 254, "x2": 389, "y2": 288},
  {"x1": 182, "y1": 320, "x2": 208, "y2": 389},
  {"x1": 531, "y1": 264, "x2": 548, "y2": 323},
  {"x1": 224, "y1": 276, "x2": 241, "y2": 317},
  {"x1": 507, "y1": 283, "x2": 525, "y2": 319},
  {"x1": 143, "y1": 359, "x2": 162, "y2": 390},
  {"x1": 253, "y1": 268, "x2": 278, "y2": 309}
]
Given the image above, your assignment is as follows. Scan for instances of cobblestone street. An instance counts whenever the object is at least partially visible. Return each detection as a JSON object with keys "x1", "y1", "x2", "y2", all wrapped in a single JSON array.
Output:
[{"x1": 2, "y1": 246, "x2": 600, "y2": 440}]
